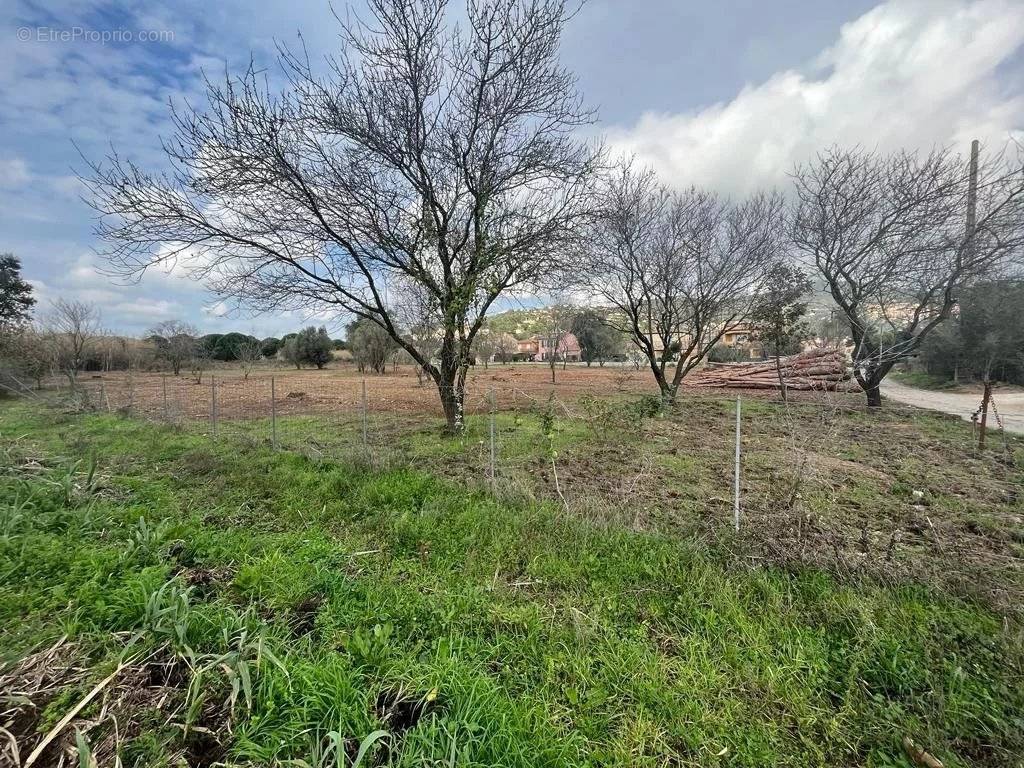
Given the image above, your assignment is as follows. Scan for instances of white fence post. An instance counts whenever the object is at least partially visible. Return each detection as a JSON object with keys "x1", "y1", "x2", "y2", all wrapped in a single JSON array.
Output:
[
  {"x1": 361, "y1": 379, "x2": 368, "y2": 446},
  {"x1": 270, "y1": 376, "x2": 277, "y2": 450},
  {"x1": 734, "y1": 396, "x2": 742, "y2": 531},
  {"x1": 489, "y1": 388, "x2": 497, "y2": 487}
]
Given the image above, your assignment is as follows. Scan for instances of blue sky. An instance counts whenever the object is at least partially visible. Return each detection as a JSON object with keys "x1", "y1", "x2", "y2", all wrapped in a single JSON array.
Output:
[{"x1": 3, "y1": 0, "x2": 1023, "y2": 337}]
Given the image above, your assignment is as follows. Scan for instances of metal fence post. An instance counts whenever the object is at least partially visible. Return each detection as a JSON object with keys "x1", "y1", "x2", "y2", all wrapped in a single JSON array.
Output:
[
  {"x1": 489, "y1": 388, "x2": 497, "y2": 487},
  {"x1": 733, "y1": 396, "x2": 742, "y2": 532},
  {"x1": 162, "y1": 374, "x2": 168, "y2": 422},
  {"x1": 99, "y1": 381, "x2": 107, "y2": 412},
  {"x1": 361, "y1": 379, "x2": 368, "y2": 446},
  {"x1": 211, "y1": 375, "x2": 218, "y2": 438},
  {"x1": 270, "y1": 376, "x2": 278, "y2": 450},
  {"x1": 125, "y1": 374, "x2": 135, "y2": 418}
]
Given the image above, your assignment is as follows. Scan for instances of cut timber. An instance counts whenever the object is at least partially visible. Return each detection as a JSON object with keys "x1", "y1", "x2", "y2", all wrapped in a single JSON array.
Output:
[{"x1": 693, "y1": 347, "x2": 850, "y2": 391}]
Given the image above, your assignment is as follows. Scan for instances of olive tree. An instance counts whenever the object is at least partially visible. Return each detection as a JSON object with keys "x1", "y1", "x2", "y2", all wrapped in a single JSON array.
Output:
[{"x1": 348, "y1": 319, "x2": 396, "y2": 374}]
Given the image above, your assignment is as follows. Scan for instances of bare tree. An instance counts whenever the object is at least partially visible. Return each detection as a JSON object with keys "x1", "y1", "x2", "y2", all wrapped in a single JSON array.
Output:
[
  {"x1": 148, "y1": 320, "x2": 198, "y2": 375},
  {"x1": 584, "y1": 163, "x2": 786, "y2": 404},
  {"x1": 189, "y1": 346, "x2": 210, "y2": 384},
  {"x1": 625, "y1": 344, "x2": 644, "y2": 371},
  {"x1": 493, "y1": 330, "x2": 517, "y2": 364},
  {"x1": 540, "y1": 303, "x2": 573, "y2": 383},
  {"x1": 46, "y1": 299, "x2": 102, "y2": 386},
  {"x1": 392, "y1": 279, "x2": 441, "y2": 385},
  {"x1": 237, "y1": 337, "x2": 264, "y2": 379},
  {"x1": 792, "y1": 144, "x2": 1024, "y2": 407},
  {"x1": 83, "y1": 0, "x2": 600, "y2": 434}
]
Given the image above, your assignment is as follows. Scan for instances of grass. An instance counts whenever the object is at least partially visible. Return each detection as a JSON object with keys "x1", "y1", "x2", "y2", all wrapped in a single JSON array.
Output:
[
  {"x1": 1, "y1": 399, "x2": 1023, "y2": 767},
  {"x1": 889, "y1": 371, "x2": 960, "y2": 391}
]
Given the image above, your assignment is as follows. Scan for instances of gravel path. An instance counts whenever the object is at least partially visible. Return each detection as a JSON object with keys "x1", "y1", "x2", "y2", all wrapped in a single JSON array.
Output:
[{"x1": 881, "y1": 379, "x2": 1024, "y2": 434}]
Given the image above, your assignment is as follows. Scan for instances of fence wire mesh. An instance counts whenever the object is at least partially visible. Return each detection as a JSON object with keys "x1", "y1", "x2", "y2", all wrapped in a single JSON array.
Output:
[
  {"x1": 61, "y1": 367, "x2": 618, "y2": 492},
  {"x1": 34, "y1": 363, "x2": 1000, "y2": 514}
]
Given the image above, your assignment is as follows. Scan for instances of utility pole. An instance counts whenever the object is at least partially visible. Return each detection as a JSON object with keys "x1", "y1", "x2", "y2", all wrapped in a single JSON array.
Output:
[{"x1": 966, "y1": 139, "x2": 979, "y2": 240}]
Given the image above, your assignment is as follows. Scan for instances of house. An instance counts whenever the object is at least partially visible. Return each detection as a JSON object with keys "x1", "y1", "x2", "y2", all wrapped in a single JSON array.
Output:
[
  {"x1": 516, "y1": 338, "x2": 539, "y2": 358},
  {"x1": 719, "y1": 323, "x2": 763, "y2": 359},
  {"x1": 535, "y1": 332, "x2": 582, "y2": 363},
  {"x1": 720, "y1": 323, "x2": 755, "y2": 347}
]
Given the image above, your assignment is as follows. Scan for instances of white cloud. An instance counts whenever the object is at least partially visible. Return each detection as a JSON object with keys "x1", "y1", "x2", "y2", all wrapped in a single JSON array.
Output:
[
  {"x1": 0, "y1": 157, "x2": 33, "y2": 187},
  {"x1": 607, "y1": 0, "x2": 1024, "y2": 194}
]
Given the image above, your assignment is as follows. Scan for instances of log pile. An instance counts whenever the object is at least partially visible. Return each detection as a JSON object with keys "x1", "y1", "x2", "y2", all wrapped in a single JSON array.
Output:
[{"x1": 694, "y1": 347, "x2": 850, "y2": 391}]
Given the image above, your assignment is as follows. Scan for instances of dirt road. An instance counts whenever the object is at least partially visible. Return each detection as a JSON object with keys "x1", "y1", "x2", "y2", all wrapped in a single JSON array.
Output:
[{"x1": 881, "y1": 379, "x2": 1024, "y2": 434}]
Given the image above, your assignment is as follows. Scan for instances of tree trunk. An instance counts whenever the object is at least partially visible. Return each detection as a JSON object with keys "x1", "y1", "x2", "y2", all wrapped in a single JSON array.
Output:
[
  {"x1": 436, "y1": 338, "x2": 467, "y2": 434},
  {"x1": 774, "y1": 346, "x2": 787, "y2": 404},
  {"x1": 438, "y1": 381, "x2": 465, "y2": 435},
  {"x1": 660, "y1": 380, "x2": 678, "y2": 406},
  {"x1": 855, "y1": 355, "x2": 892, "y2": 408},
  {"x1": 864, "y1": 383, "x2": 882, "y2": 407}
]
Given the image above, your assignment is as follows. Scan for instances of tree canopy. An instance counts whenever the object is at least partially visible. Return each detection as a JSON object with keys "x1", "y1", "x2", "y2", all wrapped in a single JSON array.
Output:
[
  {"x1": 0, "y1": 254, "x2": 35, "y2": 330},
  {"x1": 792, "y1": 144, "x2": 1024, "y2": 405},
  {"x1": 84, "y1": 0, "x2": 600, "y2": 433}
]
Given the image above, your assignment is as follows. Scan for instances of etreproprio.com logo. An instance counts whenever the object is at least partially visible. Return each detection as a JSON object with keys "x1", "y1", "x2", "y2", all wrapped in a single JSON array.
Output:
[{"x1": 17, "y1": 26, "x2": 175, "y2": 44}]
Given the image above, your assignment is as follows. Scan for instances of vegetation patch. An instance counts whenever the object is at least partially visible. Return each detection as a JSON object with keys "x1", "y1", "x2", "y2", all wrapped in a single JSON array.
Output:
[{"x1": 1, "y1": 401, "x2": 1023, "y2": 767}]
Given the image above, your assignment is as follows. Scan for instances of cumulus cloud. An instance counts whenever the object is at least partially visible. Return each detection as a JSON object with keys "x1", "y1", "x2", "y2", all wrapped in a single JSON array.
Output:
[{"x1": 607, "y1": 0, "x2": 1024, "y2": 193}]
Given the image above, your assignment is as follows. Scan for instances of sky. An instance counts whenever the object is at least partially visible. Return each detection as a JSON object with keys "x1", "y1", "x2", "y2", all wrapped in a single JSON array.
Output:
[{"x1": 3, "y1": 0, "x2": 1023, "y2": 338}]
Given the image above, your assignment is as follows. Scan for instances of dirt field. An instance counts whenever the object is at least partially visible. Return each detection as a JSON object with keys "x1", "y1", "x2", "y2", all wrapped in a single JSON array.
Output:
[
  {"x1": 67, "y1": 361, "x2": 868, "y2": 423},
  {"x1": 70, "y1": 363, "x2": 665, "y2": 421}
]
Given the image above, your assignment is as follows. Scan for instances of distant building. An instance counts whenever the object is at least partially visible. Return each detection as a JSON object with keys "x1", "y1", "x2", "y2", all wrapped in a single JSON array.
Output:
[
  {"x1": 719, "y1": 323, "x2": 763, "y2": 359},
  {"x1": 516, "y1": 337, "x2": 539, "y2": 358},
  {"x1": 536, "y1": 332, "x2": 581, "y2": 363},
  {"x1": 513, "y1": 332, "x2": 582, "y2": 362}
]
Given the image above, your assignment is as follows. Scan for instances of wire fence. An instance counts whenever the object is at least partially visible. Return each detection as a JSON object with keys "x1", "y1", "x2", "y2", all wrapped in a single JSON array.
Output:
[
  {"x1": 50, "y1": 369, "x2": 639, "y2": 497},
  {"x1": 16, "y1": 366, "x2": 1023, "y2": 618},
  {"x1": 25, "y1": 365, "x2": 1020, "y2": 529}
]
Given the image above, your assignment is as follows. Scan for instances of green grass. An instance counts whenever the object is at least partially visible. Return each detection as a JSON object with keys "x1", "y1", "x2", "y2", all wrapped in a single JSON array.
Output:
[
  {"x1": 889, "y1": 371, "x2": 960, "y2": 391},
  {"x1": 1, "y1": 401, "x2": 1023, "y2": 767}
]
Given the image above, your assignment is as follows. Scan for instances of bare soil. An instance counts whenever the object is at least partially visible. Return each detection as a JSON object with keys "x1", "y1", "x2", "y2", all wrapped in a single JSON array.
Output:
[{"x1": 69, "y1": 362, "x2": 866, "y2": 422}]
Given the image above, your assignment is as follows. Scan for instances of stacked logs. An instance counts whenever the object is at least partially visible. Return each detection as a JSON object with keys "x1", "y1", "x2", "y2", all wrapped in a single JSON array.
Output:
[{"x1": 694, "y1": 347, "x2": 850, "y2": 391}]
